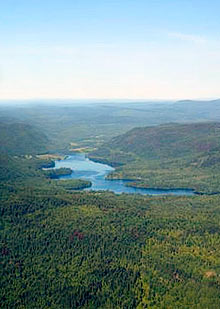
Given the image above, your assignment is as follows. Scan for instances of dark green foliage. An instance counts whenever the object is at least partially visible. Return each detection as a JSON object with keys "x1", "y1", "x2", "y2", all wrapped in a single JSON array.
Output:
[
  {"x1": 39, "y1": 160, "x2": 55, "y2": 169},
  {"x1": 91, "y1": 122, "x2": 220, "y2": 161},
  {"x1": 43, "y1": 168, "x2": 73, "y2": 179},
  {"x1": 0, "y1": 122, "x2": 48, "y2": 155},
  {"x1": 106, "y1": 122, "x2": 220, "y2": 159},
  {"x1": 1, "y1": 109, "x2": 220, "y2": 308},
  {"x1": 56, "y1": 179, "x2": 92, "y2": 190},
  {"x1": 90, "y1": 122, "x2": 220, "y2": 194},
  {"x1": 0, "y1": 154, "x2": 220, "y2": 308}
]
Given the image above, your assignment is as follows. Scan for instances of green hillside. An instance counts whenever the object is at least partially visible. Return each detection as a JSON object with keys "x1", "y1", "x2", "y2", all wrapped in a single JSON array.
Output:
[
  {"x1": 89, "y1": 122, "x2": 220, "y2": 194},
  {"x1": 1, "y1": 99, "x2": 220, "y2": 151},
  {"x1": 101, "y1": 122, "x2": 220, "y2": 159},
  {"x1": 1, "y1": 151, "x2": 220, "y2": 308},
  {"x1": 0, "y1": 118, "x2": 220, "y2": 307},
  {"x1": 0, "y1": 122, "x2": 49, "y2": 155}
]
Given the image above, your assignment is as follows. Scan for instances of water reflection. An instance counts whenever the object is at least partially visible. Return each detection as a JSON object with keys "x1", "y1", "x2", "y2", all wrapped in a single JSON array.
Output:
[{"x1": 55, "y1": 154, "x2": 195, "y2": 196}]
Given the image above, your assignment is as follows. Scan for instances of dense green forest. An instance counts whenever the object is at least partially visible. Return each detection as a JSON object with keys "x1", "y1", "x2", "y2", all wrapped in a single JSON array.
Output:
[
  {"x1": 1, "y1": 105, "x2": 220, "y2": 308},
  {"x1": 0, "y1": 122, "x2": 48, "y2": 155},
  {"x1": 90, "y1": 122, "x2": 220, "y2": 194}
]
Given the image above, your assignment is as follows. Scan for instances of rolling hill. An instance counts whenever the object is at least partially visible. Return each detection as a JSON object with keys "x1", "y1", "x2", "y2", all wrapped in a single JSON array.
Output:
[
  {"x1": 106, "y1": 122, "x2": 220, "y2": 160},
  {"x1": 0, "y1": 122, "x2": 49, "y2": 155},
  {"x1": 1, "y1": 99, "x2": 220, "y2": 151},
  {"x1": 1, "y1": 111, "x2": 220, "y2": 308},
  {"x1": 89, "y1": 122, "x2": 220, "y2": 193}
]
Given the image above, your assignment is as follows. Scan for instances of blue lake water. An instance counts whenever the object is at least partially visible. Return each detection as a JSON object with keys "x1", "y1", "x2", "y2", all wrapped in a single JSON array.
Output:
[{"x1": 54, "y1": 153, "x2": 195, "y2": 196}]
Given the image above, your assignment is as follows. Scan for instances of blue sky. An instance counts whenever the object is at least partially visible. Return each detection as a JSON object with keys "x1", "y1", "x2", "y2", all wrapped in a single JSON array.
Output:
[{"x1": 0, "y1": 0, "x2": 220, "y2": 100}]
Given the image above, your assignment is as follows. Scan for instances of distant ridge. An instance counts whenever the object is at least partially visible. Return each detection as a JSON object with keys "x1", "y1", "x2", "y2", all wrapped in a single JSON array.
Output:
[{"x1": 176, "y1": 98, "x2": 220, "y2": 104}]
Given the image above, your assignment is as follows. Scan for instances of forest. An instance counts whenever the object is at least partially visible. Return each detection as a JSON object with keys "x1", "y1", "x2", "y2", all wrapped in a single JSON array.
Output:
[
  {"x1": 90, "y1": 122, "x2": 220, "y2": 194},
  {"x1": 1, "y1": 102, "x2": 220, "y2": 308}
]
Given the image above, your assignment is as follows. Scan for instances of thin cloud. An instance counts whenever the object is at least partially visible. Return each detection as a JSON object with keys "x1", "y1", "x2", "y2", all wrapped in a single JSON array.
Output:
[{"x1": 168, "y1": 32, "x2": 206, "y2": 44}]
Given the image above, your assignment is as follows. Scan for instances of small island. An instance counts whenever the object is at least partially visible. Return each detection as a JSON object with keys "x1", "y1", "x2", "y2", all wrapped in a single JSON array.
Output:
[
  {"x1": 56, "y1": 179, "x2": 92, "y2": 190},
  {"x1": 43, "y1": 167, "x2": 73, "y2": 179}
]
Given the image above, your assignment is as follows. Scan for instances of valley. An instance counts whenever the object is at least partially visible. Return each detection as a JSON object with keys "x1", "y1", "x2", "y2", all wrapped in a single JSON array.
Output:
[
  {"x1": 1, "y1": 101, "x2": 220, "y2": 308},
  {"x1": 2, "y1": 2, "x2": 220, "y2": 307}
]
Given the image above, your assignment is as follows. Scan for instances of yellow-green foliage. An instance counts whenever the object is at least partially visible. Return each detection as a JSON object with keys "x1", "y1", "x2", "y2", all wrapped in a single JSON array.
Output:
[{"x1": 1, "y1": 155, "x2": 220, "y2": 308}]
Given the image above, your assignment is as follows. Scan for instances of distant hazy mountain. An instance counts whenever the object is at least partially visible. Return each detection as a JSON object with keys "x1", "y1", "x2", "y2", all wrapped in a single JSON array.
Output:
[
  {"x1": 176, "y1": 99, "x2": 220, "y2": 104},
  {"x1": 170, "y1": 99, "x2": 220, "y2": 121},
  {"x1": 0, "y1": 99, "x2": 220, "y2": 151}
]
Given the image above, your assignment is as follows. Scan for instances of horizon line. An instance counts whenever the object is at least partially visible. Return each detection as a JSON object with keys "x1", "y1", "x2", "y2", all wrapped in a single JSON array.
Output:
[{"x1": 0, "y1": 97, "x2": 219, "y2": 103}]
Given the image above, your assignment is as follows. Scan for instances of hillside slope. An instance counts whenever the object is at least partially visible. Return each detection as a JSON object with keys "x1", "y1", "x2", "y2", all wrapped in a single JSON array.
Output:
[
  {"x1": 0, "y1": 99, "x2": 220, "y2": 150},
  {"x1": 0, "y1": 122, "x2": 49, "y2": 155},
  {"x1": 108, "y1": 122, "x2": 220, "y2": 159},
  {"x1": 89, "y1": 122, "x2": 220, "y2": 193},
  {"x1": 1, "y1": 114, "x2": 220, "y2": 308}
]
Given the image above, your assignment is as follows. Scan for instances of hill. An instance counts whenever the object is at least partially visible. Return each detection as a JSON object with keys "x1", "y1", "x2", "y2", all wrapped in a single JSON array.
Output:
[
  {"x1": 0, "y1": 122, "x2": 49, "y2": 155},
  {"x1": 172, "y1": 99, "x2": 220, "y2": 121},
  {"x1": 106, "y1": 122, "x2": 220, "y2": 159},
  {"x1": 89, "y1": 122, "x2": 220, "y2": 194},
  {"x1": 1, "y1": 114, "x2": 220, "y2": 307},
  {"x1": 1, "y1": 99, "x2": 220, "y2": 151}
]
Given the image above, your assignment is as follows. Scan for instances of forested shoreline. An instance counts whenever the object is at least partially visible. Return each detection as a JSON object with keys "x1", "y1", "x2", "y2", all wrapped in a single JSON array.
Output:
[
  {"x1": 89, "y1": 122, "x2": 220, "y2": 194},
  {"x1": 1, "y1": 110, "x2": 220, "y2": 308},
  {"x1": 1, "y1": 151, "x2": 220, "y2": 308},
  {"x1": 2, "y1": 0, "x2": 220, "y2": 306}
]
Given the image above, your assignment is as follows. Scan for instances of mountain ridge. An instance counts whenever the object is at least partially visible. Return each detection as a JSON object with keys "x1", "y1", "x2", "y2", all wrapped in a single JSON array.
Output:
[{"x1": 0, "y1": 122, "x2": 49, "y2": 155}]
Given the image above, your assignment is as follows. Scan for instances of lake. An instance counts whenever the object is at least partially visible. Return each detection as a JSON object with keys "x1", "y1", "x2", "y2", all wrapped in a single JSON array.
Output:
[{"x1": 54, "y1": 153, "x2": 195, "y2": 196}]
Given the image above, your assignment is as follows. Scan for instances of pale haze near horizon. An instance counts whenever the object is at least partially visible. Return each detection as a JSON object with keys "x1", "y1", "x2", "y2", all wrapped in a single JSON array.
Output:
[{"x1": 0, "y1": 0, "x2": 220, "y2": 101}]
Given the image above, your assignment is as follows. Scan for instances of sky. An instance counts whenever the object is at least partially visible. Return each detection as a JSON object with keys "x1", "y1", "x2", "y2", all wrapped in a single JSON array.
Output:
[{"x1": 0, "y1": 0, "x2": 220, "y2": 100}]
